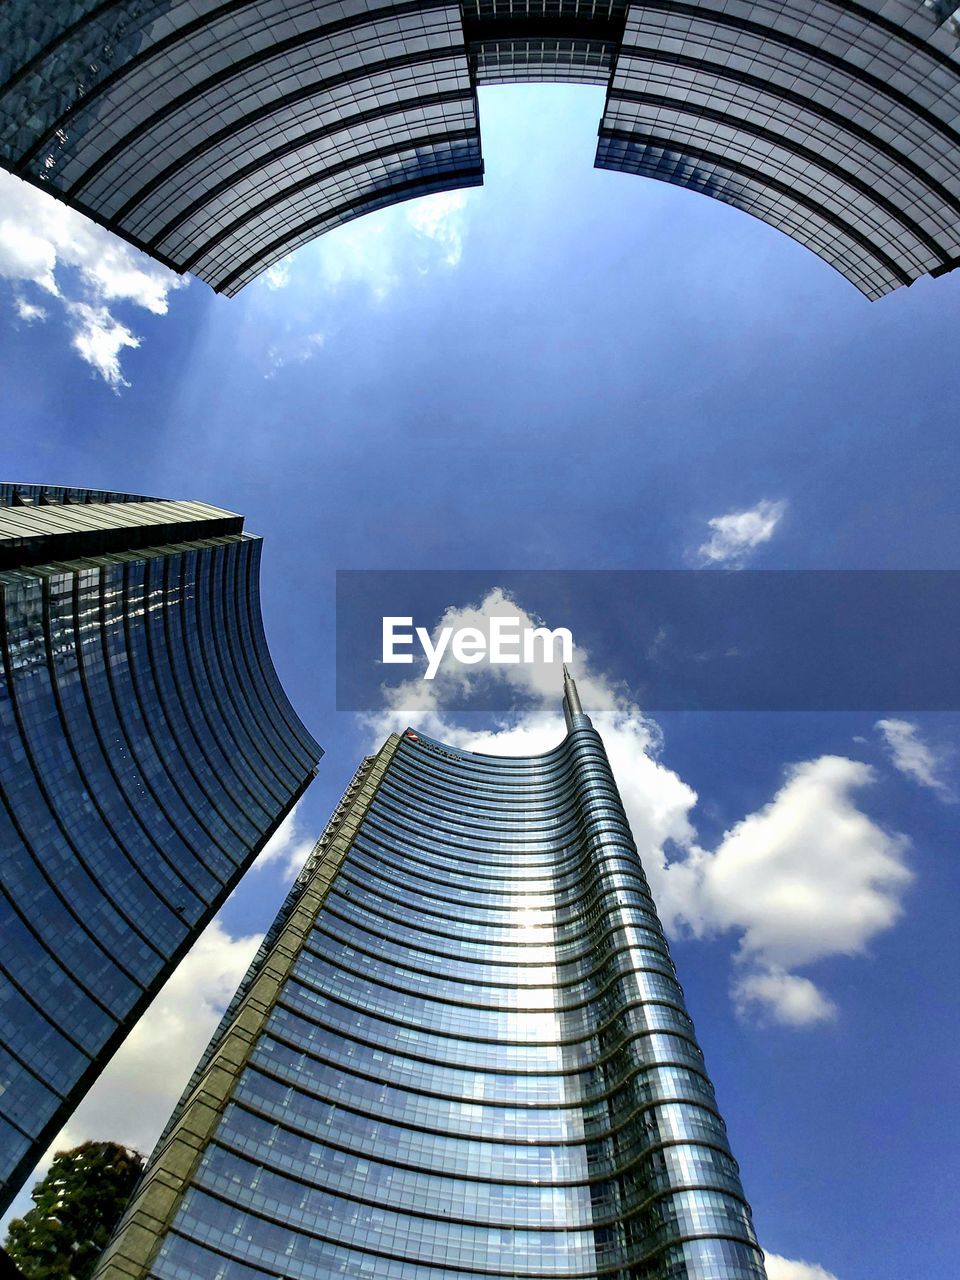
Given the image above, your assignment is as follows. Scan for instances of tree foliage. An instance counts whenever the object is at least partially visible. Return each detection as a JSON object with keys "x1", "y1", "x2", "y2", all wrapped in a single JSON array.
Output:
[{"x1": 3, "y1": 1143, "x2": 143, "y2": 1280}]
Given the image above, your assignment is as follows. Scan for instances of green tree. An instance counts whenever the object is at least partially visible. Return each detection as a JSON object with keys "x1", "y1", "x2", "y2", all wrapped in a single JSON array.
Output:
[{"x1": 3, "y1": 1143, "x2": 143, "y2": 1280}]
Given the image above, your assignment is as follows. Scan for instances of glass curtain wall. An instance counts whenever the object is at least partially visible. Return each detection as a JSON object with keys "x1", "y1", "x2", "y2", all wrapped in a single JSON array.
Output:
[
  {"x1": 0, "y1": 486, "x2": 321, "y2": 1212},
  {"x1": 99, "y1": 686, "x2": 765, "y2": 1280}
]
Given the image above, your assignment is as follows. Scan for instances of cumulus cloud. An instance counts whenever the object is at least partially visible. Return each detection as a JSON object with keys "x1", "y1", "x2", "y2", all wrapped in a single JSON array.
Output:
[
  {"x1": 363, "y1": 588, "x2": 912, "y2": 1029},
  {"x1": 254, "y1": 801, "x2": 317, "y2": 877},
  {"x1": 616, "y1": 749, "x2": 910, "y2": 1028},
  {"x1": 876, "y1": 718, "x2": 952, "y2": 798},
  {"x1": 0, "y1": 170, "x2": 186, "y2": 387},
  {"x1": 664, "y1": 755, "x2": 911, "y2": 1025},
  {"x1": 765, "y1": 1253, "x2": 840, "y2": 1280},
  {"x1": 698, "y1": 498, "x2": 787, "y2": 567},
  {"x1": 733, "y1": 968, "x2": 837, "y2": 1027}
]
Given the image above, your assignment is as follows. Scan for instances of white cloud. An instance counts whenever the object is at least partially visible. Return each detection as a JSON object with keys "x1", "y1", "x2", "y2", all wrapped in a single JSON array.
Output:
[
  {"x1": 733, "y1": 968, "x2": 837, "y2": 1027},
  {"x1": 66, "y1": 301, "x2": 140, "y2": 389},
  {"x1": 264, "y1": 260, "x2": 292, "y2": 290},
  {"x1": 13, "y1": 296, "x2": 47, "y2": 322},
  {"x1": 257, "y1": 189, "x2": 471, "y2": 309},
  {"x1": 876, "y1": 718, "x2": 952, "y2": 798},
  {"x1": 0, "y1": 170, "x2": 186, "y2": 386},
  {"x1": 765, "y1": 1253, "x2": 840, "y2": 1280},
  {"x1": 362, "y1": 588, "x2": 912, "y2": 1030},
  {"x1": 0, "y1": 209, "x2": 59, "y2": 296},
  {"x1": 698, "y1": 498, "x2": 787, "y2": 567},
  {"x1": 248, "y1": 188, "x2": 472, "y2": 376},
  {"x1": 406, "y1": 190, "x2": 468, "y2": 267},
  {"x1": 671, "y1": 756, "x2": 910, "y2": 966},
  {"x1": 314, "y1": 218, "x2": 399, "y2": 300},
  {"x1": 254, "y1": 801, "x2": 316, "y2": 877},
  {"x1": 653, "y1": 754, "x2": 911, "y2": 1027}
]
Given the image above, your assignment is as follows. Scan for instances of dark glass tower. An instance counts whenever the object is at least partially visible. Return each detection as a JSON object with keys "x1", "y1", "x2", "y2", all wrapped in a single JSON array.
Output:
[
  {"x1": 96, "y1": 670, "x2": 765, "y2": 1280},
  {"x1": 1, "y1": 1, "x2": 959, "y2": 297},
  {"x1": 0, "y1": 483, "x2": 321, "y2": 1215}
]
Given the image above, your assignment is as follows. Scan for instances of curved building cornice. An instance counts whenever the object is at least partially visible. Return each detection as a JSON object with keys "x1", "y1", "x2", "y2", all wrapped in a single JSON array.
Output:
[{"x1": 1, "y1": 0, "x2": 958, "y2": 297}]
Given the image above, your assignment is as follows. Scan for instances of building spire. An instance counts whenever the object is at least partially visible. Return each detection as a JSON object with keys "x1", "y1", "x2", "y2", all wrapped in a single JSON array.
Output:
[
  {"x1": 562, "y1": 663, "x2": 590, "y2": 732},
  {"x1": 562, "y1": 663, "x2": 583, "y2": 716}
]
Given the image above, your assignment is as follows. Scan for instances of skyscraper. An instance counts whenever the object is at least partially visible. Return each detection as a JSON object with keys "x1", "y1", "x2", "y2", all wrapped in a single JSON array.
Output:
[
  {"x1": 1, "y1": 1, "x2": 959, "y2": 298},
  {"x1": 0, "y1": 483, "x2": 321, "y2": 1215},
  {"x1": 96, "y1": 669, "x2": 765, "y2": 1280}
]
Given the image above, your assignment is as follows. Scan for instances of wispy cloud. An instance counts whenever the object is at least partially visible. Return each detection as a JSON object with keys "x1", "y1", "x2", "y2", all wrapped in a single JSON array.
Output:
[
  {"x1": 65, "y1": 301, "x2": 141, "y2": 389},
  {"x1": 263, "y1": 330, "x2": 325, "y2": 379},
  {"x1": 257, "y1": 189, "x2": 471, "y2": 301},
  {"x1": 246, "y1": 188, "x2": 472, "y2": 375},
  {"x1": 362, "y1": 588, "x2": 912, "y2": 1031},
  {"x1": 876, "y1": 718, "x2": 953, "y2": 799},
  {"x1": 0, "y1": 171, "x2": 186, "y2": 388},
  {"x1": 406, "y1": 189, "x2": 468, "y2": 267},
  {"x1": 264, "y1": 260, "x2": 292, "y2": 291},
  {"x1": 698, "y1": 498, "x2": 787, "y2": 567}
]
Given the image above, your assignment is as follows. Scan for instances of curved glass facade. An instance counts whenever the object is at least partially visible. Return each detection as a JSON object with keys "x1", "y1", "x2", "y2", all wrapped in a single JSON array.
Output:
[
  {"x1": 1, "y1": 0, "x2": 959, "y2": 296},
  {"x1": 595, "y1": 0, "x2": 960, "y2": 301},
  {"x1": 98, "y1": 688, "x2": 765, "y2": 1280},
  {"x1": 0, "y1": 485, "x2": 321, "y2": 1214},
  {"x1": 0, "y1": 0, "x2": 484, "y2": 297}
]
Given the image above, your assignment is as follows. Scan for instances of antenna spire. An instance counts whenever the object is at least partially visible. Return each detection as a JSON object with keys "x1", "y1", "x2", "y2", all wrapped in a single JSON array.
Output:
[
  {"x1": 562, "y1": 663, "x2": 590, "y2": 731},
  {"x1": 562, "y1": 663, "x2": 583, "y2": 716}
]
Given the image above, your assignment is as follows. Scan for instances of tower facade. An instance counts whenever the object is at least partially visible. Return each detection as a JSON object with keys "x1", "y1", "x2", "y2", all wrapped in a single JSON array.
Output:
[
  {"x1": 0, "y1": 484, "x2": 321, "y2": 1214},
  {"x1": 1, "y1": 0, "x2": 959, "y2": 298},
  {"x1": 96, "y1": 672, "x2": 765, "y2": 1280}
]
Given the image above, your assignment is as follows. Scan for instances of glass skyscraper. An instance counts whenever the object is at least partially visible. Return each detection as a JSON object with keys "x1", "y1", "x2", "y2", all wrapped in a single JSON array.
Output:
[
  {"x1": 1, "y1": 1, "x2": 959, "y2": 298},
  {"x1": 0, "y1": 483, "x2": 321, "y2": 1215},
  {"x1": 96, "y1": 669, "x2": 765, "y2": 1280}
]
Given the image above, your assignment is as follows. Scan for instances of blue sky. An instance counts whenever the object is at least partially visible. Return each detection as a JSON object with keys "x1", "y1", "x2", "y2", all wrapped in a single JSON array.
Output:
[{"x1": 1, "y1": 84, "x2": 958, "y2": 1279}]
